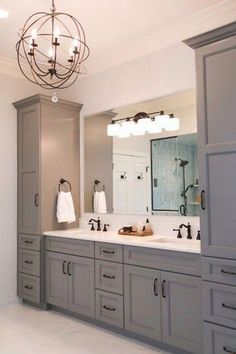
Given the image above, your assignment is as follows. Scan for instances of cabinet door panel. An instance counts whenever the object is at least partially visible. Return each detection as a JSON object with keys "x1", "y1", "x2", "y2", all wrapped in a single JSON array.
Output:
[
  {"x1": 18, "y1": 104, "x2": 40, "y2": 234},
  {"x1": 161, "y1": 271, "x2": 202, "y2": 354},
  {"x1": 68, "y1": 255, "x2": 95, "y2": 318},
  {"x1": 196, "y1": 35, "x2": 236, "y2": 259},
  {"x1": 45, "y1": 252, "x2": 68, "y2": 308},
  {"x1": 124, "y1": 265, "x2": 161, "y2": 340}
]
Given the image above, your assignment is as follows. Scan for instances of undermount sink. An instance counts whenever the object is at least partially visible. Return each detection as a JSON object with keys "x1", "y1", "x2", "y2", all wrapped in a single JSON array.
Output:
[{"x1": 148, "y1": 237, "x2": 200, "y2": 246}]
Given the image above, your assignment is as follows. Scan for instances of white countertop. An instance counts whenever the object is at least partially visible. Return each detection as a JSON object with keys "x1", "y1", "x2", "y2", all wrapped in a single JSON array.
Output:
[{"x1": 44, "y1": 229, "x2": 201, "y2": 254}]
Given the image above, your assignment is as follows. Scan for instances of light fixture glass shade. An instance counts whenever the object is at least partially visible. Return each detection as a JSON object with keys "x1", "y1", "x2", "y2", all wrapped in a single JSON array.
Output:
[
  {"x1": 165, "y1": 117, "x2": 180, "y2": 131},
  {"x1": 155, "y1": 114, "x2": 169, "y2": 129},
  {"x1": 0, "y1": 9, "x2": 8, "y2": 19},
  {"x1": 132, "y1": 122, "x2": 145, "y2": 136},
  {"x1": 137, "y1": 117, "x2": 151, "y2": 131},
  {"x1": 121, "y1": 120, "x2": 135, "y2": 133},
  {"x1": 107, "y1": 123, "x2": 120, "y2": 136},
  {"x1": 147, "y1": 120, "x2": 162, "y2": 134},
  {"x1": 117, "y1": 126, "x2": 130, "y2": 138}
]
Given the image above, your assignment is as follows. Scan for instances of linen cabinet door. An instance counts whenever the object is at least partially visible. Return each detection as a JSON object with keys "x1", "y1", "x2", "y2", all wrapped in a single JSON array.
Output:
[
  {"x1": 196, "y1": 36, "x2": 236, "y2": 259},
  {"x1": 68, "y1": 255, "x2": 95, "y2": 318},
  {"x1": 161, "y1": 271, "x2": 202, "y2": 354},
  {"x1": 45, "y1": 252, "x2": 68, "y2": 308},
  {"x1": 18, "y1": 103, "x2": 40, "y2": 235},
  {"x1": 124, "y1": 265, "x2": 161, "y2": 340}
]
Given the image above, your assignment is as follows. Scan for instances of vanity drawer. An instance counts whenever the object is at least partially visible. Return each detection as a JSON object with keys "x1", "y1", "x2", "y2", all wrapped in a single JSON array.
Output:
[
  {"x1": 19, "y1": 234, "x2": 40, "y2": 251},
  {"x1": 202, "y1": 257, "x2": 236, "y2": 286},
  {"x1": 124, "y1": 246, "x2": 201, "y2": 276},
  {"x1": 95, "y1": 242, "x2": 123, "y2": 263},
  {"x1": 203, "y1": 322, "x2": 236, "y2": 354},
  {"x1": 95, "y1": 260, "x2": 123, "y2": 295},
  {"x1": 203, "y1": 281, "x2": 236, "y2": 329},
  {"x1": 18, "y1": 249, "x2": 40, "y2": 276},
  {"x1": 95, "y1": 290, "x2": 123, "y2": 328},
  {"x1": 45, "y1": 236, "x2": 94, "y2": 258},
  {"x1": 18, "y1": 273, "x2": 40, "y2": 303}
]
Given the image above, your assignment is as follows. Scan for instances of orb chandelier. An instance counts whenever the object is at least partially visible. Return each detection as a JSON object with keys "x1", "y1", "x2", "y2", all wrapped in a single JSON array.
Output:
[
  {"x1": 16, "y1": 0, "x2": 90, "y2": 90},
  {"x1": 107, "y1": 111, "x2": 180, "y2": 138}
]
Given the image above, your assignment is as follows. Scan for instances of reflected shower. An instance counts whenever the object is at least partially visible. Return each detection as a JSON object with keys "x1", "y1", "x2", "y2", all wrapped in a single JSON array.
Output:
[
  {"x1": 175, "y1": 158, "x2": 189, "y2": 167},
  {"x1": 175, "y1": 157, "x2": 192, "y2": 216}
]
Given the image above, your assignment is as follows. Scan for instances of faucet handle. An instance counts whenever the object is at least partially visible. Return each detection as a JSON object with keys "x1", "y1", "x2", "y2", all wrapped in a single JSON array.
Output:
[
  {"x1": 103, "y1": 224, "x2": 110, "y2": 232},
  {"x1": 173, "y1": 228, "x2": 182, "y2": 239},
  {"x1": 88, "y1": 222, "x2": 95, "y2": 231}
]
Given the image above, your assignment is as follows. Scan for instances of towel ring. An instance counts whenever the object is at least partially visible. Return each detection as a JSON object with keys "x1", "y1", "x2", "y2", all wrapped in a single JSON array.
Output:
[
  {"x1": 58, "y1": 178, "x2": 72, "y2": 192},
  {"x1": 94, "y1": 179, "x2": 105, "y2": 192}
]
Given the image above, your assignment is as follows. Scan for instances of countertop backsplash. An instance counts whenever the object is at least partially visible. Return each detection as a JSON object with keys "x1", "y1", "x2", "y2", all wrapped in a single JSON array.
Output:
[{"x1": 79, "y1": 214, "x2": 200, "y2": 240}]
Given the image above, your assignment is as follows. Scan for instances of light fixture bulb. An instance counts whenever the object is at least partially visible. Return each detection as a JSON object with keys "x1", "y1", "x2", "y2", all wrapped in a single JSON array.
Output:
[
  {"x1": 107, "y1": 122, "x2": 120, "y2": 137},
  {"x1": 54, "y1": 26, "x2": 60, "y2": 40},
  {"x1": 0, "y1": 9, "x2": 8, "y2": 19},
  {"x1": 48, "y1": 46, "x2": 54, "y2": 58},
  {"x1": 73, "y1": 38, "x2": 79, "y2": 48},
  {"x1": 31, "y1": 27, "x2": 37, "y2": 40}
]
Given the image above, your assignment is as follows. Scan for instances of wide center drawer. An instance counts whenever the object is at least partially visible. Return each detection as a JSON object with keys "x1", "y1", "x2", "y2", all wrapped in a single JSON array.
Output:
[
  {"x1": 95, "y1": 242, "x2": 123, "y2": 263},
  {"x1": 124, "y1": 246, "x2": 201, "y2": 276},
  {"x1": 95, "y1": 260, "x2": 123, "y2": 295},
  {"x1": 203, "y1": 281, "x2": 236, "y2": 329},
  {"x1": 45, "y1": 236, "x2": 94, "y2": 258}
]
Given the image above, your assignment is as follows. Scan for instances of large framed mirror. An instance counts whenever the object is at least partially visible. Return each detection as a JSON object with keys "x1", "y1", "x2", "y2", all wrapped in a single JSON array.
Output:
[{"x1": 84, "y1": 89, "x2": 198, "y2": 216}]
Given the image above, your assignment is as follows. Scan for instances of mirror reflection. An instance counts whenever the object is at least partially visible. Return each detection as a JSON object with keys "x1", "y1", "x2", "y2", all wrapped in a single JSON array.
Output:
[{"x1": 84, "y1": 90, "x2": 198, "y2": 216}]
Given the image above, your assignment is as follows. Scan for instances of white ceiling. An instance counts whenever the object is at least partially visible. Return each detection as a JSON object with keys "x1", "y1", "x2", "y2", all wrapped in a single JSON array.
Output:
[{"x1": 0, "y1": 0, "x2": 235, "y2": 75}]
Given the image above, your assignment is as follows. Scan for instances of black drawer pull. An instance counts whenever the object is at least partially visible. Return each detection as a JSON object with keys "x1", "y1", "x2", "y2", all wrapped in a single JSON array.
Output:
[
  {"x1": 102, "y1": 249, "x2": 115, "y2": 255},
  {"x1": 67, "y1": 261, "x2": 72, "y2": 276},
  {"x1": 162, "y1": 280, "x2": 166, "y2": 298},
  {"x1": 222, "y1": 303, "x2": 236, "y2": 311},
  {"x1": 24, "y1": 285, "x2": 33, "y2": 290},
  {"x1": 103, "y1": 274, "x2": 116, "y2": 279},
  {"x1": 221, "y1": 269, "x2": 236, "y2": 276},
  {"x1": 62, "y1": 260, "x2": 67, "y2": 275},
  {"x1": 103, "y1": 305, "x2": 116, "y2": 311},
  {"x1": 24, "y1": 240, "x2": 33, "y2": 244},
  {"x1": 223, "y1": 346, "x2": 236, "y2": 353},
  {"x1": 34, "y1": 193, "x2": 39, "y2": 207},
  {"x1": 201, "y1": 190, "x2": 205, "y2": 210},
  {"x1": 154, "y1": 278, "x2": 158, "y2": 296},
  {"x1": 24, "y1": 260, "x2": 33, "y2": 264}
]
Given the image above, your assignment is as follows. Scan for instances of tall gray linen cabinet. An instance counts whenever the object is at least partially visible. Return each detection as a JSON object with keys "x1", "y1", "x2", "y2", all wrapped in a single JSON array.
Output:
[{"x1": 13, "y1": 94, "x2": 82, "y2": 306}]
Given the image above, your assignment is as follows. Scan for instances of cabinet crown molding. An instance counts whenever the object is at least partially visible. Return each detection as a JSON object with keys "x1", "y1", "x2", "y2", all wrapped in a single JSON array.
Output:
[
  {"x1": 13, "y1": 94, "x2": 83, "y2": 111},
  {"x1": 183, "y1": 21, "x2": 236, "y2": 49}
]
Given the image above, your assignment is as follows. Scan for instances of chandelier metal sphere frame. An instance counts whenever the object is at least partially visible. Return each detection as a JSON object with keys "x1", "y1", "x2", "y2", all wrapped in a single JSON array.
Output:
[{"x1": 16, "y1": 0, "x2": 90, "y2": 89}]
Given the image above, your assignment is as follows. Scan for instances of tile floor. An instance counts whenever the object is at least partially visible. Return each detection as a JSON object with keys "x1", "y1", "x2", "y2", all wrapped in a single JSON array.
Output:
[{"x1": 0, "y1": 303, "x2": 171, "y2": 354}]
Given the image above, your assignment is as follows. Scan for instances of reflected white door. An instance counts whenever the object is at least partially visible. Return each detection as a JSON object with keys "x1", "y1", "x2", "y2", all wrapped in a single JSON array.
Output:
[{"x1": 113, "y1": 154, "x2": 149, "y2": 214}]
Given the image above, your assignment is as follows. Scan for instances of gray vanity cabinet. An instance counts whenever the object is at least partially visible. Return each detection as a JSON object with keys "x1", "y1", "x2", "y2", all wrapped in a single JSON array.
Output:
[
  {"x1": 45, "y1": 251, "x2": 95, "y2": 317},
  {"x1": 124, "y1": 265, "x2": 161, "y2": 340},
  {"x1": 185, "y1": 26, "x2": 236, "y2": 260},
  {"x1": 45, "y1": 252, "x2": 68, "y2": 308},
  {"x1": 14, "y1": 95, "x2": 82, "y2": 305},
  {"x1": 161, "y1": 272, "x2": 202, "y2": 354}
]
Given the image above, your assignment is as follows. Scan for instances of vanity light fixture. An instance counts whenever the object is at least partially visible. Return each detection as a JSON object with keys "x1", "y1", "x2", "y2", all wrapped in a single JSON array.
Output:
[
  {"x1": 0, "y1": 9, "x2": 8, "y2": 19},
  {"x1": 107, "y1": 110, "x2": 180, "y2": 138},
  {"x1": 16, "y1": 0, "x2": 89, "y2": 91}
]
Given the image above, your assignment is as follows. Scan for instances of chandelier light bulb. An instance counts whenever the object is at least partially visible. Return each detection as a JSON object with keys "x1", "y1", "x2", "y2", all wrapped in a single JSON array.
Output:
[
  {"x1": 73, "y1": 38, "x2": 79, "y2": 48},
  {"x1": 54, "y1": 26, "x2": 60, "y2": 40},
  {"x1": 48, "y1": 46, "x2": 54, "y2": 59},
  {"x1": 31, "y1": 28, "x2": 37, "y2": 40}
]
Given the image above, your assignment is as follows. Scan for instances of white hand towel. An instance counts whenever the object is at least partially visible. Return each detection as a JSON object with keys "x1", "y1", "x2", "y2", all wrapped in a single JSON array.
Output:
[
  {"x1": 93, "y1": 191, "x2": 107, "y2": 214},
  {"x1": 57, "y1": 191, "x2": 76, "y2": 223}
]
